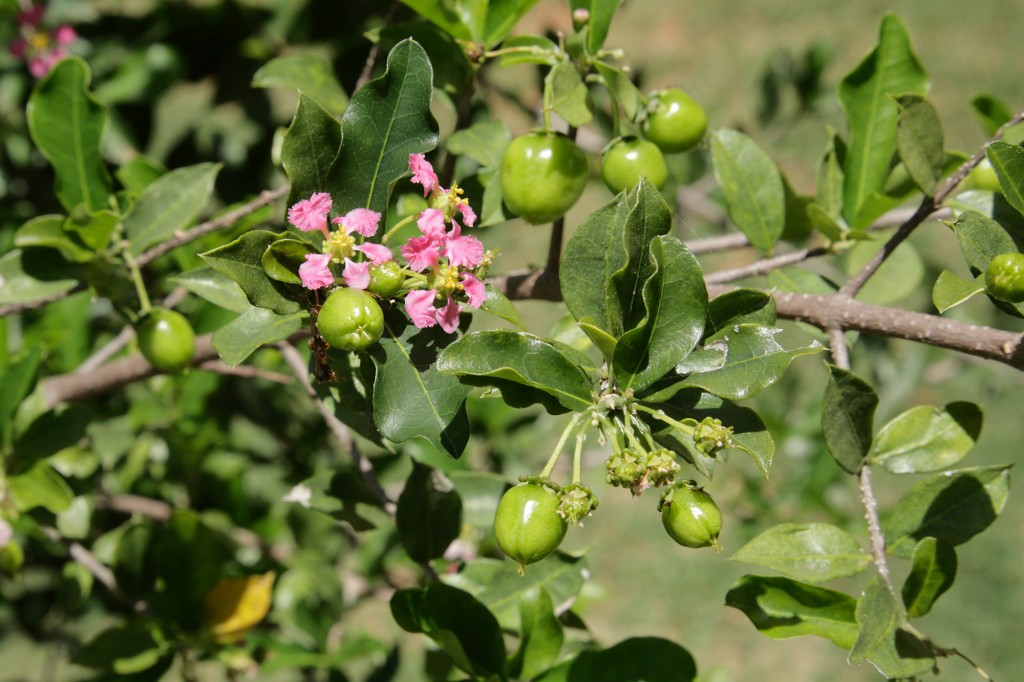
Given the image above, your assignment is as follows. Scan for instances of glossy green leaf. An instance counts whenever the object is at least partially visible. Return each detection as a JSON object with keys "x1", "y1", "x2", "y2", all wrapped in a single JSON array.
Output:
[
  {"x1": 480, "y1": 0, "x2": 542, "y2": 48},
  {"x1": 952, "y1": 210, "x2": 1016, "y2": 272},
  {"x1": 391, "y1": 583, "x2": 506, "y2": 679},
  {"x1": 570, "y1": 0, "x2": 624, "y2": 53},
  {"x1": 815, "y1": 130, "x2": 845, "y2": 220},
  {"x1": 545, "y1": 60, "x2": 593, "y2": 128},
  {"x1": 987, "y1": 141, "x2": 1024, "y2": 217},
  {"x1": 970, "y1": 93, "x2": 1012, "y2": 136},
  {"x1": 124, "y1": 162, "x2": 221, "y2": 256},
  {"x1": 614, "y1": 236, "x2": 708, "y2": 392},
  {"x1": 885, "y1": 465, "x2": 1011, "y2": 558},
  {"x1": 781, "y1": 174, "x2": 815, "y2": 242},
  {"x1": 328, "y1": 40, "x2": 438, "y2": 215},
  {"x1": 732, "y1": 523, "x2": 871, "y2": 583},
  {"x1": 704, "y1": 289, "x2": 776, "y2": 340},
  {"x1": 672, "y1": 325, "x2": 823, "y2": 401},
  {"x1": 7, "y1": 461, "x2": 74, "y2": 513},
  {"x1": 480, "y1": 284, "x2": 525, "y2": 329},
  {"x1": 446, "y1": 120, "x2": 510, "y2": 170},
  {"x1": 838, "y1": 15, "x2": 928, "y2": 227},
  {"x1": 282, "y1": 94, "x2": 343, "y2": 209},
  {"x1": 14, "y1": 215, "x2": 94, "y2": 263},
  {"x1": 725, "y1": 575, "x2": 859, "y2": 648},
  {"x1": 74, "y1": 625, "x2": 166, "y2": 675},
  {"x1": 371, "y1": 314, "x2": 471, "y2": 458},
  {"x1": 849, "y1": 576, "x2": 935, "y2": 677},
  {"x1": 65, "y1": 209, "x2": 119, "y2": 251},
  {"x1": 261, "y1": 238, "x2": 319, "y2": 285},
  {"x1": 251, "y1": 54, "x2": 348, "y2": 115},
  {"x1": 201, "y1": 231, "x2": 303, "y2": 315},
  {"x1": 594, "y1": 62, "x2": 641, "y2": 121},
  {"x1": 508, "y1": 587, "x2": 564, "y2": 680},
  {"x1": 710, "y1": 129, "x2": 785, "y2": 252},
  {"x1": 170, "y1": 267, "x2": 251, "y2": 313},
  {"x1": 27, "y1": 57, "x2": 112, "y2": 212},
  {"x1": 537, "y1": 637, "x2": 696, "y2": 682},
  {"x1": 396, "y1": 463, "x2": 462, "y2": 563},
  {"x1": 869, "y1": 402, "x2": 982, "y2": 474},
  {"x1": 895, "y1": 94, "x2": 944, "y2": 194},
  {"x1": 821, "y1": 364, "x2": 878, "y2": 474},
  {"x1": 212, "y1": 307, "x2": 306, "y2": 367},
  {"x1": 902, "y1": 537, "x2": 956, "y2": 618},
  {"x1": 931, "y1": 270, "x2": 984, "y2": 313},
  {"x1": 437, "y1": 330, "x2": 595, "y2": 412},
  {"x1": 399, "y1": 0, "x2": 472, "y2": 41},
  {"x1": 376, "y1": 22, "x2": 475, "y2": 94}
]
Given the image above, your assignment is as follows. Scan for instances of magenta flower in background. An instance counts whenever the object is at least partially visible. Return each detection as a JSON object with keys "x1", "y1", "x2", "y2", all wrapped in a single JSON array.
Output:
[{"x1": 8, "y1": 5, "x2": 77, "y2": 79}]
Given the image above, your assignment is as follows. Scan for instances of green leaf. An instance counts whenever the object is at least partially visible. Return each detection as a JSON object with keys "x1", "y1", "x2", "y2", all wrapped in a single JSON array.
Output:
[
  {"x1": 672, "y1": 325, "x2": 823, "y2": 401},
  {"x1": 821, "y1": 364, "x2": 878, "y2": 474},
  {"x1": 27, "y1": 57, "x2": 112, "y2": 212},
  {"x1": 508, "y1": 587, "x2": 564, "y2": 680},
  {"x1": 376, "y1": 22, "x2": 474, "y2": 94},
  {"x1": 537, "y1": 637, "x2": 696, "y2": 682},
  {"x1": 396, "y1": 463, "x2": 463, "y2": 563},
  {"x1": 545, "y1": 60, "x2": 593, "y2": 128},
  {"x1": 65, "y1": 209, "x2": 119, "y2": 252},
  {"x1": 113, "y1": 523, "x2": 157, "y2": 600},
  {"x1": 153, "y1": 510, "x2": 231, "y2": 632},
  {"x1": 211, "y1": 307, "x2": 306, "y2": 367},
  {"x1": 613, "y1": 236, "x2": 708, "y2": 392},
  {"x1": 704, "y1": 289, "x2": 776, "y2": 340},
  {"x1": 815, "y1": 130, "x2": 845, "y2": 220},
  {"x1": 328, "y1": 40, "x2": 438, "y2": 215},
  {"x1": 849, "y1": 576, "x2": 935, "y2": 677},
  {"x1": 494, "y1": 35, "x2": 559, "y2": 67},
  {"x1": 74, "y1": 625, "x2": 166, "y2": 674},
  {"x1": 391, "y1": 583, "x2": 506, "y2": 679},
  {"x1": 437, "y1": 330, "x2": 595, "y2": 412},
  {"x1": 931, "y1": 270, "x2": 984, "y2": 313},
  {"x1": 732, "y1": 523, "x2": 872, "y2": 583},
  {"x1": 838, "y1": 15, "x2": 928, "y2": 227},
  {"x1": 570, "y1": 0, "x2": 624, "y2": 54},
  {"x1": 725, "y1": 575, "x2": 859, "y2": 648},
  {"x1": 869, "y1": 402, "x2": 982, "y2": 474},
  {"x1": 7, "y1": 461, "x2": 73, "y2": 513},
  {"x1": 201, "y1": 231, "x2": 303, "y2": 315},
  {"x1": 446, "y1": 120, "x2": 510, "y2": 170},
  {"x1": 480, "y1": 0, "x2": 542, "y2": 48},
  {"x1": 124, "y1": 163, "x2": 221, "y2": 256},
  {"x1": 987, "y1": 141, "x2": 1024, "y2": 217},
  {"x1": 711, "y1": 129, "x2": 785, "y2": 253},
  {"x1": 14, "y1": 216, "x2": 93, "y2": 263},
  {"x1": 282, "y1": 95, "x2": 343, "y2": 209},
  {"x1": 371, "y1": 313, "x2": 471, "y2": 458},
  {"x1": 884, "y1": 465, "x2": 1011, "y2": 558},
  {"x1": 448, "y1": 470, "x2": 507, "y2": 528},
  {"x1": 116, "y1": 155, "x2": 165, "y2": 194},
  {"x1": 251, "y1": 54, "x2": 348, "y2": 115},
  {"x1": 895, "y1": 94, "x2": 944, "y2": 194},
  {"x1": 0, "y1": 249, "x2": 80, "y2": 307},
  {"x1": 170, "y1": 267, "x2": 251, "y2": 313},
  {"x1": 399, "y1": 0, "x2": 472, "y2": 41},
  {"x1": 261, "y1": 238, "x2": 318, "y2": 285},
  {"x1": 594, "y1": 62, "x2": 642, "y2": 121},
  {"x1": 902, "y1": 537, "x2": 956, "y2": 618},
  {"x1": 843, "y1": 233, "x2": 925, "y2": 306},
  {"x1": 970, "y1": 93, "x2": 1012, "y2": 136},
  {"x1": 953, "y1": 209, "x2": 1016, "y2": 272},
  {"x1": 480, "y1": 284, "x2": 525, "y2": 329}
]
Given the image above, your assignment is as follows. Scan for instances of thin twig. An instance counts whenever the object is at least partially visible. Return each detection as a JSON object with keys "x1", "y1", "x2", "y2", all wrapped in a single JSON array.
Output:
[
  {"x1": 684, "y1": 232, "x2": 751, "y2": 255},
  {"x1": 356, "y1": 1, "x2": 402, "y2": 90},
  {"x1": 40, "y1": 526, "x2": 119, "y2": 595},
  {"x1": 196, "y1": 360, "x2": 293, "y2": 384},
  {"x1": 827, "y1": 326, "x2": 849, "y2": 370},
  {"x1": 704, "y1": 246, "x2": 829, "y2": 284}
]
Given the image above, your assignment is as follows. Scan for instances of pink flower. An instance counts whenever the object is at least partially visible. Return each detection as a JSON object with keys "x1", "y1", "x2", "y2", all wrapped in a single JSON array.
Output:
[
  {"x1": 409, "y1": 154, "x2": 439, "y2": 197},
  {"x1": 343, "y1": 260, "x2": 371, "y2": 289},
  {"x1": 401, "y1": 235, "x2": 442, "y2": 272},
  {"x1": 461, "y1": 273, "x2": 486, "y2": 308},
  {"x1": 436, "y1": 298, "x2": 464, "y2": 334},
  {"x1": 336, "y1": 208, "x2": 381, "y2": 238},
  {"x1": 456, "y1": 202, "x2": 477, "y2": 228},
  {"x1": 288, "y1": 193, "x2": 332, "y2": 234},
  {"x1": 54, "y1": 25, "x2": 76, "y2": 46},
  {"x1": 299, "y1": 253, "x2": 334, "y2": 290},
  {"x1": 444, "y1": 232, "x2": 484, "y2": 269},
  {"x1": 405, "y1": 290, "x2": 439, "y2": 328},
  {"x1": 356, "y1": 242, "x2": 393, "y2": 265},
  {"x1": 417, "y1": 208, "x2": 447, "y2": 240},
  {"x1": 18, "y1": 6, "x2": 45, "y2": 27}
]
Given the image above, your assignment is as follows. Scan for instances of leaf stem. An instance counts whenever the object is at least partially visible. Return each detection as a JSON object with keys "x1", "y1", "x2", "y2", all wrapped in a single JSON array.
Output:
[
  {"x1": 540, "y1": 414, "x2": 582, "y2": 480},
  {"x1": 572, "y1": 432, "x2": 584, "y2": 485},
  {"x1": 633, "y1": 404, "x2": 696, "y2": 437},
  {"x1": 123, "y1": 251, "x2": 152, "y2": 316}
]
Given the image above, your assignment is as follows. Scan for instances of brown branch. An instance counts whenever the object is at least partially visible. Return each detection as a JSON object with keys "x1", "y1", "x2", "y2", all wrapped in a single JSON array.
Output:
[
  {"x1": 40, "y1": 526, "x2": 121, "y2": 596},
  {"x1": 195, "y1": 360, "x2": 293, "y2": 384}
]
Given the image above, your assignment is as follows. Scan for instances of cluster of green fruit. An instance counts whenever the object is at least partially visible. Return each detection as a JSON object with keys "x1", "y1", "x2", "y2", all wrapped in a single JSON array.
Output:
[{"x1": 500, "y1": 88, "x2": 707, "y2": 224}]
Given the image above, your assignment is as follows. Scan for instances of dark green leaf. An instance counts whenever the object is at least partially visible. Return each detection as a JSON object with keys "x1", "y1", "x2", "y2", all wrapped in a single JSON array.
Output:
[
  {"x1": 816, "y1": 130, "x2": 845, "y2": 220},
  {"x1": 508, "y1": 587, "x2": 564, "y2": 680},
  {"x1": 251, "y1": 54, "x2": 348, "y2": 114},
  {"x1": 710, "y1": 129, "x2": 785, "y2": 252},
  {"x1": 446, "y1": 120, "x2": 510, "y2": 170},
  {"x1": 768, "y1": 266, "x2": 838, "y2": 295},
  {"x1": 437, "y1": 330, "x2": 594, "y2": 412},
  {"x1": 14, "y1": 215, "x2": 94, "y2": 263},
  {"x1": 821, "y1": 364, "x2": 878, "y2": 474},
  {"x1": 124, "y1": 163, "x2": 221, "y2": 256},
  {"x1": 970, "y1": 93, "x2": 1012, "y2": 136},
  {"x1": 371, "y1": 313, "x2": 471, "y2": 458},
  {"x1": 390, "y1": 583, "x2": 506, "y2": 679},
  {"x1": 170, "y1": 267, "x2": 251, "y2": 313},
  {"x1": 895, "y1": 94, "x2": 944, "y2": 194},
  {"x1": 376, "y1": 22, "x2": 474, "y2": 94},
  {"x1": 987, "y1": 141, "x2": 1024, "y2": 217},
  {"x1": 448, "y1": 470, "x2": 507, "y2": 528},
  {"x1": 398, "y1": 0, "x2": 472, "y2": 41},
  {"x1": 705, "y1": 289, "x2": 776, "y2": 340},
  {"x1": 725, "y1": 575, "x2": 859, "y2": 648},
  {"x1": 396, "y1": 463, "x2": 463, "y2": 563},
  {"x1": 153, "y1": 510, "x2": 231, "y2": 632},
  {"x1": 0, "y1": 344, "x2": 43, "y2": 448},
  {"x1": 884, "y1": 465, "x2": 1011, "y2": 558},
  {"x1": 849, "y1": 576, "x2": 935, "y2": 677},
  {"x1": 201, "y1": 231, "x2": 304, "y2": 315},
  {"x1": 7, "y1": 462, "x2": 73, "y2": 513},
  {"x1": 931, "y1": 270, "x2": 984, "y2": 313},
  {"x1": 65, "y1": 209, "x2": 119, "y2": 251},
  {"x1": 613, "y1": 235, "x2": 708, "y2": 392},
  {"x1": 869, "y1": 402, "x2": 982, "y2": 474},
  {"x1": 74, "y1": 625, "x2": 165, "y2": 674},
  {"x1": 261, "y1": 238, "x2": 319, "y2": 285},
  {"x1": 27, "y1": 57, "x2": 112, "y2": 212},
  {"x1": 843, "y1": 233, "x2": 925, "y2": 306},
  {"x1": 113, "y1": 523, "x2": 157, "y2": 599},
  {"x1": 953, "y1": 209, "x2": 1016, "y2": 272},
  {"x1": 902, "y1": 537, "x2": 956, "y2": 618},
  {"x1": 545, "y1": 60, "x2": 593, "y2": 128},
  {"x1": 212, "y1": 307, "x2": 306, "y2": 367},
  {"x1": 480, "y1": 284, "x2": 525, "y2": 329},
  {"x1": 731, "y1": 523, "x2": 871, "y2": 583},
  {"x1": 838, "y1": 15, "x2": 928, "y2": 227},
  {"x1": 538, "y1": 636, "x2": 696, "y2": 682},
  {"x1": 328, "y1": 40, "x2": 438, "y2": 215},
  {"x1": 281, "y1": 95, "x2": 343, "y2": 209},
  {"x1": 116, "y1": 155, "x2": 165, "y2": 194},
  {"x1": 479, "y1": 0, "x2": 542, "y2": 48}
]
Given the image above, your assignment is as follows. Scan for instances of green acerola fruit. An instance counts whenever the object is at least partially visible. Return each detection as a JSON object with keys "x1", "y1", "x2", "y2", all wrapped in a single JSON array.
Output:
[
  {"x1": 494, "y1": 482, "x2": 568, "y2": 574},
  {"x1": 136, "y1": 308, "x2": 196, "y2": 373},
  {"x1": 642, "y1": 87, "x2": 708, "y2": 154},
  {"x1": 500, "y1": 131, "x2": 588, "y2": 224},
  {"x1": 985, "y1": 252, "x2": 1024, "y2": 303},
  {"x1": 661, "y1": 484, "x2": 722, "y2": 550},
  {"x1": 601, "y1": 136, "x2": 669, "y2": 193},
  {"x1": 317, "y1": 287, "x2": 385, "y2": 351}
]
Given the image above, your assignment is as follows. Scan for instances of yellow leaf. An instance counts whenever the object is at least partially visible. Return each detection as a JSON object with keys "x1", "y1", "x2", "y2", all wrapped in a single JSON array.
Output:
[{"x1": 204, "y1": 571, "x2": 275, "y2": 643}]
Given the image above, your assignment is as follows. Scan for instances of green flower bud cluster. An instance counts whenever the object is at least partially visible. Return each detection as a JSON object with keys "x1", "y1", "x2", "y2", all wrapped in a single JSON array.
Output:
[
  {"x1": 558, "y1": 483, "x2": 600, "y2": 526},
  {"x1": 604, "y1": 446, "x2": 680, "y2": 496},
  {"x1": 692, "y1": 417, "x2": 734, "y2": 457}
]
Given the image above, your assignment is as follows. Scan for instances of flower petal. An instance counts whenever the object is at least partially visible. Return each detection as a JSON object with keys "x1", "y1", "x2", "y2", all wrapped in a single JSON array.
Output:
[
  {"x1": 409, "y1": 153, "x2": 439, "y2": 197},
  {"x1": 299, "y1": 253, "x2": 334, "y2": 290},
  {"x1": 445, "y1": 234, "x2": 484, "y2": 269},
  {"x1": 355, "y1": 242, "x2": 393, "y2": 265},
  {"x1": 342, "y1": 259, "x2": 371, "y2": 289},
  {"x1": 401, "y1": 235, "x2": 442, "y2": 272},
  {"x1": 436, "y1": 297, "x2": 463, "y2": 334},
  {"x1": 461, "y1": 273, "x2": 486, "y2": 308},
  {"x1": 405, "y1": 289, "x2": 438, "y2": 328},
  {"x1": 342, "y1": 208, "x2": 382, "y2": 237}
]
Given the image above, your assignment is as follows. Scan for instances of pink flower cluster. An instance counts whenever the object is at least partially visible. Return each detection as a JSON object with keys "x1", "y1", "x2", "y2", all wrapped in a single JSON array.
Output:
[
  {"x1": 286, "y1": 154, "x2": 491, "y2": 335},
  {"x1": 8, "y1": 6, "x2": 76, "y2": 78}
]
